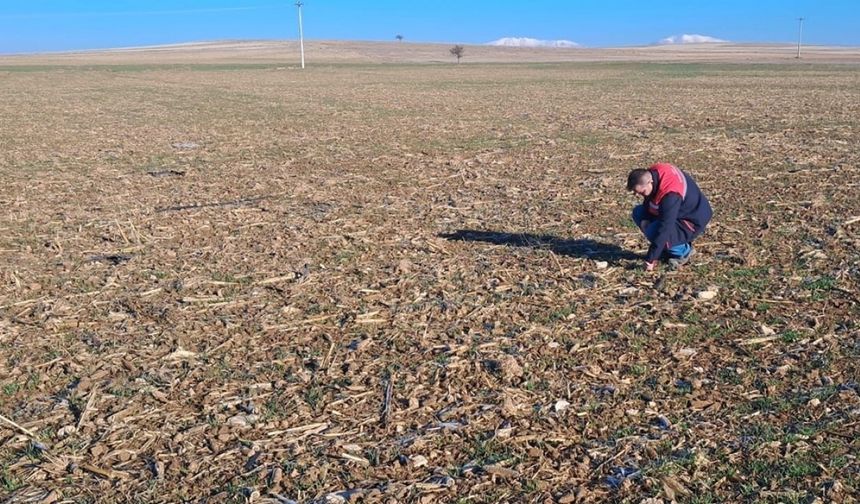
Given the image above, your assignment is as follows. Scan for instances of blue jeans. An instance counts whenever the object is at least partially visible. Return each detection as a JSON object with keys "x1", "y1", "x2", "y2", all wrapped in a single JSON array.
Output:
[{"x1": 632, "y1": 205, "x2": 691, "y2": 259}]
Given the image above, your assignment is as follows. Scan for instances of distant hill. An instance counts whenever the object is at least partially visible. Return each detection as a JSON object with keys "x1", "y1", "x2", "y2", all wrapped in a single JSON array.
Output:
[
  {"x1": 658, "y1": 34, "x2": 728, "y2": 45},
  {"x1": 487, "y1": 37, "x2": 580, "y2": 48},
  {"x1": 2, "y1": 39, "x2": 859, "y2": 65}
]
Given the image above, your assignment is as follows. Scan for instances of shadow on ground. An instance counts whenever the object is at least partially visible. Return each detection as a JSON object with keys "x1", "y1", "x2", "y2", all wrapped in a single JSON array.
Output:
[{"x1": 439, "y1": 229, "x2": 641, "y2": 263}]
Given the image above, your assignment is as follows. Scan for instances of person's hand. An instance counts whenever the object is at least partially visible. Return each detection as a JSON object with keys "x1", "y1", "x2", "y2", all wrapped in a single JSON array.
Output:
[{"x1": 645, "y1": 260, "x2": 657, "y2": 272}]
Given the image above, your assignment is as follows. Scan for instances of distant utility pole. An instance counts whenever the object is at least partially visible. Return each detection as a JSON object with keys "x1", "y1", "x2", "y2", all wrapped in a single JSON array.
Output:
[
  {"x1": 296, "y1": 1, "x2": 305, "y2": 69},
  {"x1": 796, "y1": 17, "x2": 804, "y2": 59}
]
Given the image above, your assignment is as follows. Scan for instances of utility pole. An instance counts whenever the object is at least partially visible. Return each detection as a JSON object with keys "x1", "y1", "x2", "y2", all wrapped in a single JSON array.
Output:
[
  {"x1": 796, "y1": 17, "x2": 804, "y2": 59},
  {"x1": 296, "y1": 1, "x2": 305, "y2": 69}
]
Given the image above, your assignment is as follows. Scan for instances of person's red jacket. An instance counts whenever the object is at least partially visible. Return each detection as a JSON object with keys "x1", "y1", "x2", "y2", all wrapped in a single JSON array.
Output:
[{"x1": 643, "y1": 163, "x2": 712, "y2": 262}]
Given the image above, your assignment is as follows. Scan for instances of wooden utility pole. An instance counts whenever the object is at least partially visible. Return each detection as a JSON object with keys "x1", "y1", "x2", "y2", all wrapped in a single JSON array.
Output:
[
  {"x1": 296, "y1": 1, "x2": 305, "y2": 68},
  {"x1": 796, "y1": 17, "x2": 804, "y2": 59}
]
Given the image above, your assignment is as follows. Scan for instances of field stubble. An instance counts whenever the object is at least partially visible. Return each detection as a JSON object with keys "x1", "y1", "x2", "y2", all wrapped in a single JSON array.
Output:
[{"x1": 1, "y1": 61, "x2": 859, "y2": 503}]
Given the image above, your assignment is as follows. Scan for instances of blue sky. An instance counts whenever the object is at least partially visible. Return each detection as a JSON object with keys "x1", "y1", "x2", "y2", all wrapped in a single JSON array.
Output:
[{"x1": 1, "y1": 0, "x2": 858, "y2": 54}]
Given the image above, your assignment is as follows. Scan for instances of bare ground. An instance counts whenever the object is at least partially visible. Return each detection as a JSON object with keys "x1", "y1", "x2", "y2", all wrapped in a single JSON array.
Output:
[
  {"x1": 2, "y1": 39, "x2": 860, "y2": 65},
  {"x1": 0, "y1": 48, "x2": 859, "y2": 504}
]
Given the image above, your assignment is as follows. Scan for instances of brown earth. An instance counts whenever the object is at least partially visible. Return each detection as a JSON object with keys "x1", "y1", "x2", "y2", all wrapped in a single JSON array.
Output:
[
  {"x1": 0, "y1": 44, "x2": 859, "y2": 503},
  {"x1": 2, "y1": 39, "x2": 860, "y2": 65}
]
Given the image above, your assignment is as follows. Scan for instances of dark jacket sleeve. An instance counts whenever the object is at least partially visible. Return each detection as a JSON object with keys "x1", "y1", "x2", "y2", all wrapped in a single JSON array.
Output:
[{"x1": 646, "y1": 193, "x2": 682, "y2": 262}]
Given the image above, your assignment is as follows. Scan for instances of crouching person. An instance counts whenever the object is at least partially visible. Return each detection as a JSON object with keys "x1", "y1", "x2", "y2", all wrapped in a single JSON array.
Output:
[{"x1": 627, "y1": 163, "x2": 712, "y2": 271}]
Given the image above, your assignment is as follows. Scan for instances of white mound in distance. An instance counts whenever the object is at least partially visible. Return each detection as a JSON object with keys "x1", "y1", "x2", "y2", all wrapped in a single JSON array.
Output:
[
  {"x1": 658, "y1": 34, "x2": 727, "y2": 45},
  {"x1": 487, "y1": 37, "x2": 581, "y2": 48}
]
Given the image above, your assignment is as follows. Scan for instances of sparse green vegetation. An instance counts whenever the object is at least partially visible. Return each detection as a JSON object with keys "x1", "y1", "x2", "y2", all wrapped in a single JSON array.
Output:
[
  {"x1": 1, "y1": 466, "x2": 23, "y2": 492},
  {"x1": 803, "y1": 275, "x2": 837, "y2": 300},
  {"x1": 303, "y1": 385, "x2": 324, "y2": 409},
  {"x1": 781, "y1": 330, "x2": 802, "y2": 343},
  {"x1": 0, "y1": 48, "x2": 857, "y2": 503}
]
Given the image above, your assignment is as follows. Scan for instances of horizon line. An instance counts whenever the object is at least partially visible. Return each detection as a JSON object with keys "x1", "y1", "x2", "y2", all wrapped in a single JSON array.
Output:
[{"x1": 4, "y1": 38, "x2": 855, "y2": 57}]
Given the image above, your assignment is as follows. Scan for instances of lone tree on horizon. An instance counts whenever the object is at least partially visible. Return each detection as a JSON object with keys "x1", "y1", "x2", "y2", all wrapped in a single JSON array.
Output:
[
  {"x1": 396, "y1": 34, "x2": 404, "y2": 42},
  {"x1": 450, "y1": 44, "x2": 464, "y2": 63}
]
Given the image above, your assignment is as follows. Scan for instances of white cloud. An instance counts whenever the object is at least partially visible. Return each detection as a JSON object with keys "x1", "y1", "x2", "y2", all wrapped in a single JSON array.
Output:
[
  {"x1": 487, "y1": 37, "x2": 580, "y2": 48},
  {"x1": 658, "y1": 34, "x2": 727, "y2": 45}
]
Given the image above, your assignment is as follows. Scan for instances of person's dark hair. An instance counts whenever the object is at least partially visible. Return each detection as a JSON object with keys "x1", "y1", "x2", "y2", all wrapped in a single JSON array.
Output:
[{"x1": 626, "y1": 169, "x2": 650, "y2": 191}]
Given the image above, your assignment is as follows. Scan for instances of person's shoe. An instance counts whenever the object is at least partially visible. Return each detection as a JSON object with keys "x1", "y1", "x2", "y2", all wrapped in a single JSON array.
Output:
[{"x1": 668, "y1": 246, "x2": 694, "y2": 270}]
